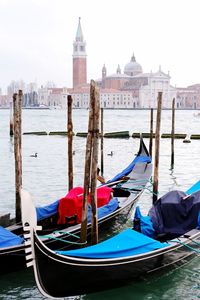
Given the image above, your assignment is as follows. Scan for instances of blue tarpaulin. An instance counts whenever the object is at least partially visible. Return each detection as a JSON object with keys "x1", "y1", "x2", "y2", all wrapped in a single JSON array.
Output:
[
  {"x1": 56, "y1": 228, "x2": 167, "y2": 258},
  {"x1": 134, "y1": 206, "x2": 155, "y2": 238},
  {"x1": 36, "y1": 198, "x2": 118, "y2": 223},
  {"x1": 105, "y1": 155, "x2": 151, "y2": 185},
  {"x1": 87, "y1": 197, "x2": 119, "y2": 223},
  {"x1": 186, "y1": 180, "x2": 200, "y2": 195},
  {"x1": 35, "y1": 152, "x2": 151, "y2": 221},
  {"x1": 0, "y1": 226, "x2": 23, "y2": 248},
  {"x1": 36, "y1": 199, "x2": 59, "y2": 221}
]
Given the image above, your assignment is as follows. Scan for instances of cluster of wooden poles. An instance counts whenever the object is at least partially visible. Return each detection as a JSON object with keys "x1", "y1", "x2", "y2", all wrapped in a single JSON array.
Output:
[
  {"x1": 67, "y1": 88, "x2": 176, "y2": 243},
  {"x1": 67, "y1": 81, "x2": 101, "y2": 244},
  {"x1": 10, "y1": 83, "x2": 176, "y2": 244}
]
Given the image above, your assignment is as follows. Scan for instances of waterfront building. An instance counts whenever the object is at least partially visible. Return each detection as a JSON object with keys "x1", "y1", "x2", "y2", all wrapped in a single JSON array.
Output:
[
  {"x1": 37, "y1": 86, "x2": 67, "y2": 109},
  {"x1": 176, "y1": 84, "x2": 200, "y2": 109},
  {"x1": 0, "y1": 95, "x2": 10, "y2": 107},
  {"x1": 67, "y1": 86, "x2": 138, "y2": 109},
  {"x1": 23, "y1": 91, "x2": 38, "y2": 107},
  {"x1": 2, "y1": 18, "x2": 200, "y2": 110},
  {"x1": 7, "y1": 80, "x2": 26, "y2": 96},
  {"x1": 71, "y1": 19, "x2": 176, "y2": 109}
]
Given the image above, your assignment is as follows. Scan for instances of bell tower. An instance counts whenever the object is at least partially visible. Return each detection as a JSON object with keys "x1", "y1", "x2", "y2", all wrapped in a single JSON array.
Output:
[{"x1": 73, "y1": 18, "x2": 87, "y2": 88}]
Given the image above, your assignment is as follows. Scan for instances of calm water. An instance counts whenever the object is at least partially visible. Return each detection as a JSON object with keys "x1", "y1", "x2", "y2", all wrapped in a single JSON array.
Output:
[{"x1": 0, "y1": 108, "x2": 199, "y2": 299}]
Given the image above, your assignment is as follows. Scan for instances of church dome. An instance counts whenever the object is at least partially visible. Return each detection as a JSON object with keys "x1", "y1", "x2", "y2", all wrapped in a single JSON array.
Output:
[{"x1": 124, "y1": 53, "x2": 143, "y2": 76}]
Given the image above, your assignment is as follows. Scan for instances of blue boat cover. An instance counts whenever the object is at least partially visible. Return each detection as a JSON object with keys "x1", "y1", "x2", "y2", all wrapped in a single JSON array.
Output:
[
  {"x1": 35, "y1": 152, "x2": 151, "y2": 221},
  {"x1": 0, "y1": 226, "x2": 23, "y2": 248},
  {"x1": 198, "y1": 211, "x2": 200, "y2": 229},
  {"x1": 36, "y1": 197, "x2": 118, "y2": 223},
  {"x1": 134, "y1": 206, "x2": 155, "y2": 238},
  {"x1": 56, "y1": 228, "x2": 167, "y2": 258},
  {"x1": 186, "y1": 180, "x2": 200, "y2": 195},
  {"x1": 87, "y1": 197, "x2": 119, "y2": 223},
  {"x1": 149, "y1": 190, "x2": 200, "y2": 237},
  {"x1": 105, "y1": 155, "x2": 151, "y2": 185},
  {"x1": 36, "y1": 199, "x2": 59, "y2": 221}
]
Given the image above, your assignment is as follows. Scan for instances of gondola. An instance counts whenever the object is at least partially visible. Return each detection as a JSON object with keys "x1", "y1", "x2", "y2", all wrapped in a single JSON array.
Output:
[
  {"x1": 0, "y1": 137, "x2": 152, "y2": 275},
  {"x1": 22, "y1": 180, "x2": 200, "y2": 298}
]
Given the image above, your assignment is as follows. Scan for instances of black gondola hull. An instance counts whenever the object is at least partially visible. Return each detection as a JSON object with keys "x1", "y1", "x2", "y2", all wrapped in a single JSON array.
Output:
[
  {"x1": 33, "y1": 231, "x2": 200, "y2": 298},
  {"x1": 0, "y1": 136, "x2": 152, "y2": 275},
  {"x1": 0, "y1": 188, "x2": 142, "y2": 275}
]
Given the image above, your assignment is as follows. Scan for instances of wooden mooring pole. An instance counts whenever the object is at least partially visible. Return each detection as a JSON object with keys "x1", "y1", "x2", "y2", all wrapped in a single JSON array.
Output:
[
  {"x1": 90, "y1": 81, "x2": 100, "y2": 245},
  {"x1": 149, "y1": 108, "x2": 153, "y2": 157},
  {"x1": 13, "y1": 91, "x2": 23, "y2": 222},
  {"x1": 67, "y1": 95, "x2": 73, "y2": 191},
  {"x1": 9, "y1": 100, "x2": 14, "y2": 136},
  {"x1": 18, "y1": 90, "x2": 22, "y2": 187},
  {"x1": 171, "y1": 98, "x2": 175, "y2": 169},
  {"x1": 153, "y1": 92, "x2": 162, "y2": 204},
  {"x1": 100, "y1": 108, "x2": 104, "y2": 176},
  {"x1": 80, "y1": 81, "x2": 96, "y2": 244}
]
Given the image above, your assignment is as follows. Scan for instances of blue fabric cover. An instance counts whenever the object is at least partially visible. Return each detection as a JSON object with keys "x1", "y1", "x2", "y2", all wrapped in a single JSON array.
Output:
[
  {"x1": 134, "y1": 206, "x2": 155, "y2": 238},
  {"x1": 87, "y1": 197, "x2": 119, "y2": 223},
  {"x1": 185, "y1": 180, "x2": 200, "y2": 195},
  {"x1": 36, "y1": 197, "x2": 118, "y2": 223},
  {"x1": 198, "y1": 211, "x2": 200, "y2": 229},
  {"x1": 35, "y1": 153, "x2": 151, "y2": 221},
  {"x1": 56, "y1": 228, "x2": 167, "y2": 258},
  {"x1": 36, "y1": 199, "x2": 59, "y2": 221},
  {"x1": 0, "y1": 226, "x2": 23, "y2": 248},
  {"x1": 105, "y1": 155, "x2": 151, "y2": 185},
  {"x1": 149, "y1": 190, "x2": 200, "y2": 237}
]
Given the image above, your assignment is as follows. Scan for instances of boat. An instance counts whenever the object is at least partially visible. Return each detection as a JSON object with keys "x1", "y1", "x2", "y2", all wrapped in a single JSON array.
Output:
[
  {"x1": 0, "y1": 136, "x2": 152, "y2": 275},
  {"x1": 22, "y1": 180, "x2": 200, "y2": 298}
]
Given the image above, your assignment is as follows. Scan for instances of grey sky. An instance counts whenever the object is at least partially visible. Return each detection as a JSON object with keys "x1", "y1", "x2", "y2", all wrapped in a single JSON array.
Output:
[{"x1": 0, "y1": 0, "x2": 200, "y2": 93}]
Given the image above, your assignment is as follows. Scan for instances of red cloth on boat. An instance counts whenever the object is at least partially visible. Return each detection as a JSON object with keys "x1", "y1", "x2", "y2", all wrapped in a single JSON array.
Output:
[{"x1": 57, "y1": 186, "x2": 113, "y2": 225}]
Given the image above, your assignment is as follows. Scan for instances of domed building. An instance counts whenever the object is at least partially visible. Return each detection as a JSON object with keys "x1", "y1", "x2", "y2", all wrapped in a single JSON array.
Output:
[
  {"x1": 95, "y1": 53, "x2": 176, "y2": 108},
  {"x1": 70, "y1": 19, "x2": 177, "y2": 109},
  {"x1": 124, "y1": 53, "x2": 143, "y2": 76},
  {"x1": 97, "y1": 53, "x2": 146, "y2": 91}
]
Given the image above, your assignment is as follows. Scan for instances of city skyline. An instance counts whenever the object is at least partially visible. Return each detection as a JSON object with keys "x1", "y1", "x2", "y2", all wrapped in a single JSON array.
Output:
[{"x1": 0, "y1": 0, "x2": 200, "y2": 93}]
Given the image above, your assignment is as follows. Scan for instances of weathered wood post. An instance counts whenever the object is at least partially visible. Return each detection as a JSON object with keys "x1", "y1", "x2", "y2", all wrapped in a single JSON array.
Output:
[
  {"x1": 18, "y1": 90, "x2": 23, "y2": 186},
  {"x1": 149, "y1": 108, "x2": 153, "y2": 157},
  {"x1": 90, "y1": 81, "x2": 100, "y2": 244},
  {"x1": 100, "y1": 107, "x2": 104, "y2": 176},
  {"x1": 153, "y1": 92, "x2": 162, "y2": 204},
  {"x1": 67, "y1": 95, "x2": 73, "y2": 191},
  {"x1": 9, "y1": 100, "x2": 14, "y2": 136},
  {"x1": 171, "y1": 98, "x2": 175, "y2": 169},
  {"x1": 80, "y1": 81, "x2": 95, "y2": 244},
  {"x1": 13, "y1": 91, "x2": 23, "y2": 222}
]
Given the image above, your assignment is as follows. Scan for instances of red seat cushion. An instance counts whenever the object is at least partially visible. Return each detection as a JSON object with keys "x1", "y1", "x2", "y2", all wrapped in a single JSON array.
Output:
[{"x1": 57, "y1": 186, "x2": 113, "y2": 225}]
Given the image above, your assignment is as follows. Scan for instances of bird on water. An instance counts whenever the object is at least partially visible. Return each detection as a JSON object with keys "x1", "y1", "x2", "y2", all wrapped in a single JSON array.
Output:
[
  {"x1": 107, "y1": 151, "x2": 113, "y2": 156},
  {"x1": 30, "y1": 153, "x2": 37, "y2": 158}
]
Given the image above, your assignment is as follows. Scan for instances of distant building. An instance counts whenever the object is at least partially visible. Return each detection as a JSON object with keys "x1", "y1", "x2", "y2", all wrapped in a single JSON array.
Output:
[
  {"x1": 23, "y1": 91, "x2": 38, "y2": 107},
  {"x1": 73, "y1": 17, "x2": 87, "y2": 88},
  {"x1": 71, "y1": 19, "x2": 176, "y2": 109},
  {"x1": 7, "y1": 80, "x2": 26, "y2": 96},
  {"x1": 2, "y1": 19, "x2": 200, "y2": 110},
  {"x1": 176, "y1": 84, "x2": 200, "y2": 109},
  {"x1": 68, "y1": 86, "x2": 138, "y2": 109},
  {"x1": 0, "y1": 95, "x2": 10, "y2": 107},
  {"x1": 38, "y1": 87, "x2": 67, "y2": 109}
]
